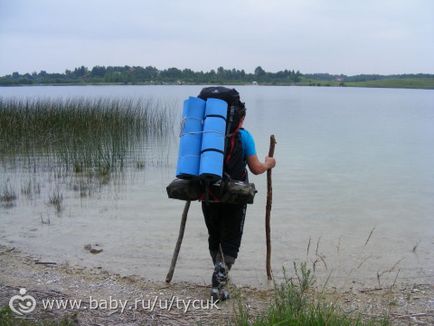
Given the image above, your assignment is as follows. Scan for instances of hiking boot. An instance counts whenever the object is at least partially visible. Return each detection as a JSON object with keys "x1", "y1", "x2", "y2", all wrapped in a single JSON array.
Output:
[
  {"x1": 210, "y1": 287, "x2": 220, "y2": 301},
  {"x1": 210, "y1": 261, "x2": 229, "y2": 301},
  {"x1": 219, "y1": 288, "x2": 230, "y2": 300}
]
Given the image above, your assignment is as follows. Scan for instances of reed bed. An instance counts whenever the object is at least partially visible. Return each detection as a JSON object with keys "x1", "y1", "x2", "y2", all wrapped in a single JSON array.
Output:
[{"x1": 0, "y1": 97, "x2": 175, "y2": 173}]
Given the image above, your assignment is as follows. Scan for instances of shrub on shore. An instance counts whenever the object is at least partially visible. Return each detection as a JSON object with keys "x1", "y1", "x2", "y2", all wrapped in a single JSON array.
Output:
[{"x1": 234, "y1": 262, "x2": 389, "y2": 326}]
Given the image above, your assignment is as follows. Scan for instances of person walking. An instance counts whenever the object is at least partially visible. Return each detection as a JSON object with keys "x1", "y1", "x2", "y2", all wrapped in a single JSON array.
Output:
[{"x1": 198, "y1": 87, "x2": 276, "y2": 300}]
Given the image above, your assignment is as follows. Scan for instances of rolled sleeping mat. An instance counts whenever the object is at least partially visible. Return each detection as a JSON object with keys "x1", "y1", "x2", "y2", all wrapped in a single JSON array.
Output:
[
  {"x1": 176, "y1": 96, "x2": 206, "y2": 178},
  {"x1": 199, "y1": 98, "x2": 228, "y2": 181}
]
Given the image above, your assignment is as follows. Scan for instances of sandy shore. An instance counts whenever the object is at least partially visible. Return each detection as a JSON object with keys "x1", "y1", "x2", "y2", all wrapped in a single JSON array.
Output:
[{"x1": 0, "y1": 245, "x2": 432, "y2": 325}]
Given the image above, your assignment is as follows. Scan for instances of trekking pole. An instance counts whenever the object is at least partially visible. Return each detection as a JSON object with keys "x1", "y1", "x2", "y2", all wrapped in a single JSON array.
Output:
[
  {"x1": 165, "y1": 200, "x2": 191, "y2": 283},
  {"x1": 266, "y1": 135, "x2": 276, "y2": 280}
]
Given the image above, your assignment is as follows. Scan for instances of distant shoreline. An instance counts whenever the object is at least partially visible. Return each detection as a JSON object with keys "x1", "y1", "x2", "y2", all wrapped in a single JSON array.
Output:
[
  {"x1": 1, "y1": 66, "x2": 433, "y2": 90},
  {"x1": 1, "y1": 81, "x2": 434, "y2": 90}
]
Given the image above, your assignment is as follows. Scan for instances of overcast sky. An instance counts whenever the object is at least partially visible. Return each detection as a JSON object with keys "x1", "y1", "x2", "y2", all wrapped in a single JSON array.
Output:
[{"x1": 0, "y1": 0, "x2": 433, "y2": 75}]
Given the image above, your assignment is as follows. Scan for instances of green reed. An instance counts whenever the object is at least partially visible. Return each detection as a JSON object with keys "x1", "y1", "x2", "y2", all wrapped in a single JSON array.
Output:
[{"x1": 0, "y1": 97, "x2": 175, "y2": 174}]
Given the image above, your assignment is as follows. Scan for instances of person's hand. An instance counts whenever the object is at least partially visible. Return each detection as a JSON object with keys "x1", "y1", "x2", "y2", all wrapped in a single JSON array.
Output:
[{"x1": 265, "y1": 156, "x2": 276, "y2": 170}]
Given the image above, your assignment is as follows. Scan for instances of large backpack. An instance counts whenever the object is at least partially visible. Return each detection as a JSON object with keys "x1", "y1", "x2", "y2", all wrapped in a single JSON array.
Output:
[
  {"x1": 166, "y1": 87, "x2": 256, "y2": 204},
  {"x1": 198, "y1": 87, "x2": 247, "y2": 182}
]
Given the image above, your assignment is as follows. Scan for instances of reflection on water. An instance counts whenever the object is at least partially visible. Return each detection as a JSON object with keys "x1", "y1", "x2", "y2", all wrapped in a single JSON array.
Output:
[{"x1": 0, "y1": 85, "x2": 433, "y2": 288}]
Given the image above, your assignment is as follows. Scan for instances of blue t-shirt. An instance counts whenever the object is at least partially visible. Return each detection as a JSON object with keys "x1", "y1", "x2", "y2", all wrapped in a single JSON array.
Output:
[{"x1": 239, "y1": 128, "x2": 256, "y2": 159}]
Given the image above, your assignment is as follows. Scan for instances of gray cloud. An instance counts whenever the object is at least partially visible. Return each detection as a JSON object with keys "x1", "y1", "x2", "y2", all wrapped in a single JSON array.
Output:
[{"x1": 0, "y1": 0, "x2": 433, "y2": 75}]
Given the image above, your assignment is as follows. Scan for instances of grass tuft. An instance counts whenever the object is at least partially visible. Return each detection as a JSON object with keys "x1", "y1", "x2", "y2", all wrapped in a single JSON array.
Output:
[
  {"x1": 0, "y1": 306, "x2": 75, "y2": 326},
  {"x1": 0, "y1": 184, "x2": 17, "y2": 207},
  {"x1": 234, "y1": 262, "x2": 389, "y2": 326},
  {"x1": 48, "y1": 191, "x2": 63, "y2": 213}
]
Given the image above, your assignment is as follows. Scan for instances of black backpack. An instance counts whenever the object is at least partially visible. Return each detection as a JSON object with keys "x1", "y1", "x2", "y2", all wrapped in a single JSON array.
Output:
[{"x1": 198, "y1": 87, "x2": 247, "y2": 182}]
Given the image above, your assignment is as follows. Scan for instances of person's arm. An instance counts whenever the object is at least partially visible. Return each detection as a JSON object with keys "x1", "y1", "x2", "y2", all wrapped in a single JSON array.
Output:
[{"x1": 247, "y1": 154, "x2": 276, "y2": 175}]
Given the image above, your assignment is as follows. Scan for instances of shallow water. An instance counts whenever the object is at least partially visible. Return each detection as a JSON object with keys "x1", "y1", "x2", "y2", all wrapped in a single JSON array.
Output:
[{"x1": 1, "y1": 85, "x2": 433, "y2": 288}]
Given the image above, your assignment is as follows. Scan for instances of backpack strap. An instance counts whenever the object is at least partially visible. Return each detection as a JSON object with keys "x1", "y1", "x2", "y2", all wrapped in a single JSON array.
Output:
[{"x1": 225, "y1": 119, "x2": 243, "y2": 164}]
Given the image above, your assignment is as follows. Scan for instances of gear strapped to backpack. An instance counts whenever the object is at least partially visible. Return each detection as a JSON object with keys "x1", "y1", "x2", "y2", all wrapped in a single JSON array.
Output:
[{"x1": 167, "y1": 87, "x2": 257, "y2": 204}]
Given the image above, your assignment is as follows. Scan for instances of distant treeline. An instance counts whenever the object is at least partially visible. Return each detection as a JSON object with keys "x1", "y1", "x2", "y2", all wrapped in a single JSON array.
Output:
[
  {"x1": 1, "y1": 66, "x2": 433, "y2": 87},
  {"x1": 0, "y1": 66, "x2": 301, "y2": 85}
]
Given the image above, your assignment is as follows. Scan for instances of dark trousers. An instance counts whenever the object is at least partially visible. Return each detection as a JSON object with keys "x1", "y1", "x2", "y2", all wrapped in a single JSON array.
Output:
[{"x1": 202, "y1": 202, "x2": 247, "y2": 261}]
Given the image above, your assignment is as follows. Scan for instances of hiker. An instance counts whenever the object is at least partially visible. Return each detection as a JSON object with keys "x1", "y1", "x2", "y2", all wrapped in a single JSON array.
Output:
[{"x1": 198, "y1": 87, "x2": 276, "y2": 300}]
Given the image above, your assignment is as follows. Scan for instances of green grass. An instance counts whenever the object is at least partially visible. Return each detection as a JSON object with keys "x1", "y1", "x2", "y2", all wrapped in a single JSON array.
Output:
[
  {"x1": 234, "y1": 263, "x2": 389, "y2": 326},
  {"x1": 0, "y1": 184, "x2": 17, "y2": 208},
  {"x1": 0, "y1": 307, "x2": 75, "y2": 326},
  {"x1": 344, "y1": 78, "x2": 434, "y2": 89},
  {"x1": 0, "y1": 97, "x2": 175, "y2": 174},
  {"x1": 297, "y1": 78, "x2": 341, "y2": 87},
  {"x1": 298, "y1": 77, "x2": 434, "y2": 89},
  {"x1": 0, "y1": 184, "x2": 17, "y2": 202}
]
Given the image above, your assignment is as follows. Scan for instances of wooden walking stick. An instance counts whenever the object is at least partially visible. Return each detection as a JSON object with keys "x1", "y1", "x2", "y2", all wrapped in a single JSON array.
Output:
[
  {"x1": 266, "y1": 135, "x2": 276, "y2": 280},
  {"x1": 165, "y1": 200, "x2": 191, "y2": 283}
]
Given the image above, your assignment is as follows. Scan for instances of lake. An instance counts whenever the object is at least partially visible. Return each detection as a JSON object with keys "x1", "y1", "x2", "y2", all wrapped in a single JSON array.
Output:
[{"x1": 1, "y1": 85, "x2": 433, "y2": 288}]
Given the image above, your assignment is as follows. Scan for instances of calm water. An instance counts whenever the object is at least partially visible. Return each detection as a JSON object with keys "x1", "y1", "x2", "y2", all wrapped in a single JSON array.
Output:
[{"x1": 1, "y1": 85, "x2": 433, "y2": 288}]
